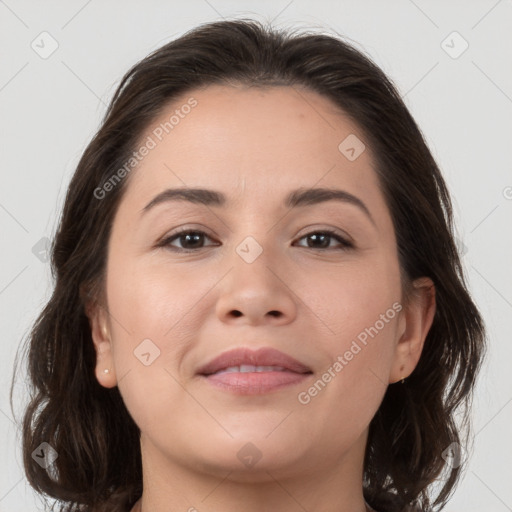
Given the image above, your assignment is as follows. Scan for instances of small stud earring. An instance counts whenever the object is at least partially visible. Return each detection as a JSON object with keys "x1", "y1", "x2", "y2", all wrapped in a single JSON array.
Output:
[{"x1": 103, "y1": 368, "x2": 110, "y2": 374}]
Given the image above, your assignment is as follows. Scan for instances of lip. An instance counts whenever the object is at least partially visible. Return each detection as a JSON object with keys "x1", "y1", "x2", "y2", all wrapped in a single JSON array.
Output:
[
  {"x1": 196, "y1": 347, "x2": 313, "y2": 395},
  {"x1": 197, "y1": 347, "x2": 312, "y2": 375}
]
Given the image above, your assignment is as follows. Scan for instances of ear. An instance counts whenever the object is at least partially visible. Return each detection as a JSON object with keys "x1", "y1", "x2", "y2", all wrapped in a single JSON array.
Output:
[
  {"x1": 85, "y1": 299, "x2": 118, "y2": 388},
  {"x1": 389, "y1": 277, "x2": 436, "y2": 384}
]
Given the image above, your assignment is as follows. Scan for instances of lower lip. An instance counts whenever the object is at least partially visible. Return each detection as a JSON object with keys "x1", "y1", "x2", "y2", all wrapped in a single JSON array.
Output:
[{"x1": 200, "y1": 371, "x2": 311, "y2": 395}]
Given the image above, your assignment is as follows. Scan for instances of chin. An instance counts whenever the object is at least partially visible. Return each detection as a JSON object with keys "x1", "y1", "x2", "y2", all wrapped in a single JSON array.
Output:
[
  {"x1": 177, "y1": 433, "x2": 309, "y2": 477},
  {"x1": 194, "y1": 452, "x2": 305, "y2": 482}
]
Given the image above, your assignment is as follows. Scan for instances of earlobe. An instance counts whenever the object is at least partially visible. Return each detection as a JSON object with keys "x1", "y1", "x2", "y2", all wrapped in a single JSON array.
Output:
[
  {"x1": 86, "y1": 301, "x2": 118, "y2": 388},
  {"x1": 94, "y1": 342, "x2": 117, "y2": 388},
  {"x1": 389, "y1": 277, "x2": 436, "y2": 384}
]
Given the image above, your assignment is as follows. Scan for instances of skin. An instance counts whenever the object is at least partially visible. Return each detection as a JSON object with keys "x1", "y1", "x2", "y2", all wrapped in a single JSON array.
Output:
[{"x1": 87, "y1": 84, "x2": 435, "y2": 512}]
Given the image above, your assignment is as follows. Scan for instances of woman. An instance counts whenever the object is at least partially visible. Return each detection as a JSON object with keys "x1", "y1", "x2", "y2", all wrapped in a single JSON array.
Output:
[{"x1": 15, "y1": 19, "x2": 486, "y2": 512}]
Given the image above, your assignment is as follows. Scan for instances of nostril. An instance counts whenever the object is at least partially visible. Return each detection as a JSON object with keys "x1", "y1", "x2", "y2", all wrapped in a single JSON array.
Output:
[{"x1": 228, "y1": 310, "x2": 282, "y2": 318}]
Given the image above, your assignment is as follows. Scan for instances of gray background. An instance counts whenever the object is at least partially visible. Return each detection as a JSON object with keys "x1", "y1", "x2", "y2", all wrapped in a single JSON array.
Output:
[{"x1": 1, "y1": 1, "x2": 511, "y2": 510}]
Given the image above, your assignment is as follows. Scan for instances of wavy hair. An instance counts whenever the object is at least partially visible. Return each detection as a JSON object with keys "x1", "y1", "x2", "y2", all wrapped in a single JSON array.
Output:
[{"x1": 12, "y1": 19, "x2": 487, "y2": 512}]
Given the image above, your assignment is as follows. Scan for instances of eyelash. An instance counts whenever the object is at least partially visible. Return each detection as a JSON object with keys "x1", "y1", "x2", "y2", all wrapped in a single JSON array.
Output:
[{"x1": 157, "y1": 228, "x2": 354, "y2": 252}]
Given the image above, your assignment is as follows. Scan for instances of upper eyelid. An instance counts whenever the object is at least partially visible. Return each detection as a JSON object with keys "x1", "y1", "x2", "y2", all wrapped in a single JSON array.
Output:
[
  {"x1": 162, "y1": 225, "x2": 351, "y2": 239},
  {"x1": 159, "y1": 227, "x2": 353, "y2": 248}
]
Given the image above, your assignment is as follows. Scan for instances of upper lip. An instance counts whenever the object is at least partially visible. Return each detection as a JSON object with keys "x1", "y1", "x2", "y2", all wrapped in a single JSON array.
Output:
[{"x1": 196, "y1": 347, "x2": 312, "y2": 376}]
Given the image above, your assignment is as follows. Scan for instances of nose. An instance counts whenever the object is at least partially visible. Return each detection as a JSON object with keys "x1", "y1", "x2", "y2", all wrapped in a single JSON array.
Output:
[{"x1": 215, "y1": 245, "x2": 297, "y2": 326}]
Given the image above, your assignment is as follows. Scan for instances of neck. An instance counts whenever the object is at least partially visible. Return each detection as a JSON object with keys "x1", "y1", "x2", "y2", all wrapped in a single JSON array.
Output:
[{"x1": 133, "y1": 430, "x2": 370, "y2": 512}]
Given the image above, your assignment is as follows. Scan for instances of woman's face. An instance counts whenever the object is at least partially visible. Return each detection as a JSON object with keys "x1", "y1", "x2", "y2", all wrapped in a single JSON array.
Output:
[{"x1": 90, "y1": 84, "x2": 431, "y2": 479}]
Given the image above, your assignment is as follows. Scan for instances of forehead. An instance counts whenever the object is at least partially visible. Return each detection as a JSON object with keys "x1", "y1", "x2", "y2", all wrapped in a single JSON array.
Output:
[{"x1": 120, "y1": 84, "x2": 386, "y2": 216}]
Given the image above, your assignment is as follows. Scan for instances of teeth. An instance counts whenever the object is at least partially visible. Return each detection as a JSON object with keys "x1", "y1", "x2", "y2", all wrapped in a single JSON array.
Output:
[{"x1": 215, "y1": 365, "x2": 286, "y2": 375}]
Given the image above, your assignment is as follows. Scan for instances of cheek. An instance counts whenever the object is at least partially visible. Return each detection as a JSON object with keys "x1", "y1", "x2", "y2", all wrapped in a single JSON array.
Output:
[
  {"x1": 106, "y1": 241, "x2": 402, "y2": 370},
  {"x1": 104, "y1": 238, "x2": 401, "y2": 429},
  {"x1": 296, "y1": 254, "x2": 401, "y2": 405},
  {"x1": 104, "y1": 260, "x2": 199, "y2": 434},
  {"x1": 308, "y1": 255, "x2": 401, "y2": 345},
  {"x1": 105, "y1": 252, "x2": 205, "y2": 342},
  {"x1": 294, "y1": 275, "x2": 400, "y2": 443}
]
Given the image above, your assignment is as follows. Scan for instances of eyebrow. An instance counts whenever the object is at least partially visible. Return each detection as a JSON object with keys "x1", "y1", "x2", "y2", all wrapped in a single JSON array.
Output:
[{"x1": 141, "y1": 187, "x2": 375, "y2": 226}]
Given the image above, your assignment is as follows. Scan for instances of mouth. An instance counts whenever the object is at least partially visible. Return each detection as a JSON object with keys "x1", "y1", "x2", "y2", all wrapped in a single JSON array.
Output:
[{"x1": 196, "y1": 347, "x2": 313, "y2": 395}]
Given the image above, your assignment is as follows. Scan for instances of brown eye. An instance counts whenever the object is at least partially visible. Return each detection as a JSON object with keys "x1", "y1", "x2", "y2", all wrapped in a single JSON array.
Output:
[
  {"x1": 294, "y1": 230, "x2": 353, "y2": 250},
  {"x1": 159, "y1": 230, "x2": 217, "y2": 251},
  {"x1": 158, "y1": 229, "x2": 353, "y2": 252}
]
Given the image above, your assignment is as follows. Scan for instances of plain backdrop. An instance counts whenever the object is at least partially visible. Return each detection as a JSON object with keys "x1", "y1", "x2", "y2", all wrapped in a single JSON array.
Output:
[{"x1": 1, "y1": 1, "x2": 511, "y2": 511}]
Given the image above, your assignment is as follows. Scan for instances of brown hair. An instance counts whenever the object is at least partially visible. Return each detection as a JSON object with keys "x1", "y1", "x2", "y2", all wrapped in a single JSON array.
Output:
[{"x1": 12, "y1": 19, "x2": 486, "y2": 512}]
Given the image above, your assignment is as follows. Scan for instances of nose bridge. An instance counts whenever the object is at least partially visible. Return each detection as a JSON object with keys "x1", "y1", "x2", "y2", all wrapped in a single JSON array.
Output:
[
  {"x1": 233, "y1": 234, "x2": 279, "y2": 289},
  {"x1": 215, "y1": 231, "x2": 297, "y2": 325}
]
